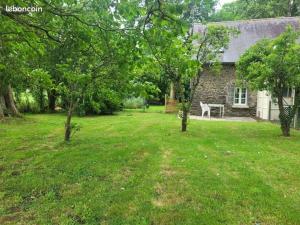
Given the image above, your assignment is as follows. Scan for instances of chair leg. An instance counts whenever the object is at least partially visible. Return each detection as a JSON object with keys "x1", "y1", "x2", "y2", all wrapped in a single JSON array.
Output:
[{"x1": 208, "y1": 110, "x2": 211, "y2": 119}]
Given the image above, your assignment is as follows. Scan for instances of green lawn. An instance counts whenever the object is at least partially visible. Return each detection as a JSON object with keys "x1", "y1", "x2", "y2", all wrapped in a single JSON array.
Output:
[{"x1": 0, "y1": 107, "x2": 300, "y2": 225}]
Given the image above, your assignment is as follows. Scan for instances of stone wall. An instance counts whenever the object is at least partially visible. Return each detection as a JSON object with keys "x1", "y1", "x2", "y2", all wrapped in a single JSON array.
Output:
[{"x1": 190, "y1": 64, "x2": 257, "y2": 117}]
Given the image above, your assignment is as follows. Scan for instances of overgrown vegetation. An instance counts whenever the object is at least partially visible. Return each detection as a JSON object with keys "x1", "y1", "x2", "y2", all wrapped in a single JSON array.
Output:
[{"x1": 123, "y1": 97, "x2": 146, "y2": 109}]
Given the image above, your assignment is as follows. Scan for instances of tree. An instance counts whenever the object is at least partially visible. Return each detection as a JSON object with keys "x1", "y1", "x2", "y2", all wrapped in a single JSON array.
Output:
[
  {"x1": 121, "y1": 0, "x2": 220, "y2": 106},
  {"x1": 1, "y1": 0, "x2": 140, "y2": 141},
  {"x1": 0, "y1": 38, "x2": 33, "y2": 118},
  {"x1": 1, "y1": 0, "x2": 139, "y2": 114},
  {"x1": 237, "y1": 26, "x2": 300, "y2": 136},
  {"x1": 58, "y1": 64, "x2": 91, "y2": 141},
  {"x1": 129, "y1": 79, "x2": 160, "y2": 110},
  {"x1": 0, "y1": 10, "x2": 41, "y2": 118},
  {"x1": 128, "y1": 55, "x2": 163, "y2": 106},
  {"x1": 211, "y1": 0, "x2": 300, "y2": 22},
  {"x1": 171, "y1": 26, "x2": 233, "y2": 132},
  {"x1": 29, "y1": 69, "x2": 53, "y2": 112},
  {"x1": 140, "y1": 0, "x2": 234, "y2": 131}
]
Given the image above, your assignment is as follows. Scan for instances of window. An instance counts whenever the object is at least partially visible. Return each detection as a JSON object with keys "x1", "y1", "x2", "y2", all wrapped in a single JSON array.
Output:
[
  {"x1": 283, "y1": 87, "x2": 292, "y2": 98},
  {"x1": 234, "y1": 87, "x2": 247, "y2": 105}
]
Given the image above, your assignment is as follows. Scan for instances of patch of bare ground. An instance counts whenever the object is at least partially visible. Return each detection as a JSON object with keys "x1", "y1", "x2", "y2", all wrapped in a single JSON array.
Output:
[
  {"x1": 113, "y1": 143, "x2": 127, "y2": 148},
  {"x1": 152, "y1": 182, "x2": 184, "y2": 207},
  {"x1": 61, "y1": 183, "x2": 82, "y2": 197},
  {"x1": 0, "y1": 214, "x2": 20, "y2": 224},
  {"x1": 0, "y1": 207, "x2": 29, "y2": 225},
  {"x1": 124, "y1": 202, "x2": 138, "y2": 217},
  {"x1": 111, "y1": 166, "x2": 132, "y2": 187},
  {"x1": 133, "y1": 150, "x2": 150, "y2": 162},
  {"x1": 152, "y1": 149, "x2": 184, "y2": 207},
  {"x1": 15, "y1": 145, "x2": 31, "y2": 151},
  {"x1": 120, "y1": 166, "x2": 132, "y2": 179},
  {"x1": 0, "y1": 165, "x2": 5, "y2": 173},
  {"x1": 100, "y1": 220, "x2": 109, "y2": 225}
]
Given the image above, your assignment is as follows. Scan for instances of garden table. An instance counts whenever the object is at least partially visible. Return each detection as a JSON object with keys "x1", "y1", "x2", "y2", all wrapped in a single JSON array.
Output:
[{"x1": 208, "y1": 104, "x2": 224, "y2": 117}]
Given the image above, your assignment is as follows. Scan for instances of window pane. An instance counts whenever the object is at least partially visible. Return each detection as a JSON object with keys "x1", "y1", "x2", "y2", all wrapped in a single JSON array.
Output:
[
  {"x1": 242, "y1": 88, "x2": 247, "y2": 104},
  {"x1": 283, "y1": 88, "x2": 288, "y2": 97},
  {"x1": 283, "y1": 88, "x2": 291, "y2": 97},
  {"x1": 235, "y1": 88, "x2": 240, "y2": 98},
  {"x1": 234, "y1": 87, "x2": 247, "y2": 105}
]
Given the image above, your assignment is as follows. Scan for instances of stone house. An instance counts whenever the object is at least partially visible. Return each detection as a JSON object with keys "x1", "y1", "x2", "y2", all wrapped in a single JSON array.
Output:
[{"x1": 190, "y1": 17, "x2": 300, "y2": 118}]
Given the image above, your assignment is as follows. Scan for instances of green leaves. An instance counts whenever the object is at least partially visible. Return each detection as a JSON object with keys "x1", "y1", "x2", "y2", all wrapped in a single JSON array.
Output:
[
  {"x1": 237, "y1": 25, "x2": 300, "y2": 94},
  {"x1": 211, "y1": 0, "x2": 300, "y2": 22},
  {"x1": 29, "y1": 69, "x2": 52, "y2": 89},
  {"x1": 129, "y1": 79, "x2": 160, "y2": 100}
]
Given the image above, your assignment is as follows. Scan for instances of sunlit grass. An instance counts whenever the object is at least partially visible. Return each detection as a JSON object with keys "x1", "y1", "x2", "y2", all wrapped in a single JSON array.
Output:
[{"x1": 0, "y1": 106, "x2": 299, "y2": 225}]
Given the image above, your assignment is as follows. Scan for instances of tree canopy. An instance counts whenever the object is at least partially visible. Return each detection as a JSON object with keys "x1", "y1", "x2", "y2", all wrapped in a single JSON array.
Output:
[
  {"x1": 2, "y1": 0, "x2": 300, "y2": 139},
  {"x1": 137, "y1": 0, "x2": 235, "y2": 131},
  {"x1": 237, "y1": 26, "x2": 300, "y2": 136},
  {"x1": 211, "y1": 0, "x2": 300, "y2": 21},
  {"x1": 0, "y1": 0, "x2": 143, "y2": 139}
]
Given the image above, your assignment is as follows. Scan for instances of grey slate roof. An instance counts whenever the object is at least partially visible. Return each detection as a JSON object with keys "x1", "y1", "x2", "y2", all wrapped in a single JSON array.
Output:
[{"x1": 193, "y1": 17, "x2": 300, "y2": 63}]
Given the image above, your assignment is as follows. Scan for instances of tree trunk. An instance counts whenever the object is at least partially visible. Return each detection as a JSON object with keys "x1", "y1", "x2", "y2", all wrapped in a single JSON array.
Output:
[
  {"x1": 0, "y1": 95, "x2": 4, "y2": 119},
  {"x1": 180, "y1": 70, "x2": 202, "y2": 132},
  {"x1": 277, "y1": 95, "x2": 290, "y2": 137},
  {"x1": 0, "y1": 83, "x2": 6, "y2": 119},
  {"x1": 181, "y1": 106, "x2": 188, "y2": 132},
  {"x1": 48, "y1": 89, "x2": 56, "y2": 112},
  {"x1": 64, "y1": 103, "x2": 73, "y2": 141},
  {"x1": 287, "y1": 0, "x2": 292, "y2": 17},
  {"x1": 170, "y1": 82, "x2": 175, "y2": 100},
  {"x1": 4, "y1": 84, "x2": 21, "y2": 117},
  {"x1": 281, "y1": 121, "x2": 290, "y2": 137},
  {"x1": 39, "y1": 87, "x2": 45, "y2": 113}
]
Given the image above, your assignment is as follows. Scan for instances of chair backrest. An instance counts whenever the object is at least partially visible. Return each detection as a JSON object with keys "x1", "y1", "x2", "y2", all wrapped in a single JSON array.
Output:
[{"x1": 200, "y1": 101, "x2": 209, "y2": 111}]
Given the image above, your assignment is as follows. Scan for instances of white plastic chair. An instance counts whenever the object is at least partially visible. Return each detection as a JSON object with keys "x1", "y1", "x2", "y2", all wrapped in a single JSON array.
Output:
[{"x1": 200, "y1": 101, "x2": 210, "y2": 118}]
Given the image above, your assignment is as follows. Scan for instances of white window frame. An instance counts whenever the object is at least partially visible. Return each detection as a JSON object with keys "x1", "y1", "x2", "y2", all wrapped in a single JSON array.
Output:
[
  {"x1": 234, "y1": 87, "x2": 248, "y2": 106},
  {"x1": 283, "y1": 87, "x2": 293, "y2": 98}
]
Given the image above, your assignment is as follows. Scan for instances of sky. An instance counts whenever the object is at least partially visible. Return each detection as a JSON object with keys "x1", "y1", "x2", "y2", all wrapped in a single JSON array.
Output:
[{"x1": 216, "y1": 0, "x2": 236, "y2": 10}]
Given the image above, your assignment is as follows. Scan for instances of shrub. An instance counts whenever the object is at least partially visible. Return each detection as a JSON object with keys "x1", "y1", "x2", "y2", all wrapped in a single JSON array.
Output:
[
  {"x1": 17, "y1": 92, "x2": 40, "y2": 113},
  {"x1": 123, "y1": 97, "x2": 145, "y2": 109},
  {"x1": 75, "y1": 90, "x2": 122, "y2": 116}
]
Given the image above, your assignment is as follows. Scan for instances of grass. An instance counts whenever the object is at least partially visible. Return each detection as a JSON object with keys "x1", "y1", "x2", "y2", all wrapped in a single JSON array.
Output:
[{"x1": 0, "y1": 106, "x2": 300, "y2": 225}]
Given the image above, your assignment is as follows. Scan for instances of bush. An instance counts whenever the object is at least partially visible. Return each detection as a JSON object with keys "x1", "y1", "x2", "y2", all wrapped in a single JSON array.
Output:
[
  {"x1": 75, "y1": 90, "x2": 122, "y2": 116},
  {"x1": 17, "y1": 92, "x2": 40, "y2": 113},
  {"x1": 123, "y1": 97, "x2": 146, "y2": 109}
]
